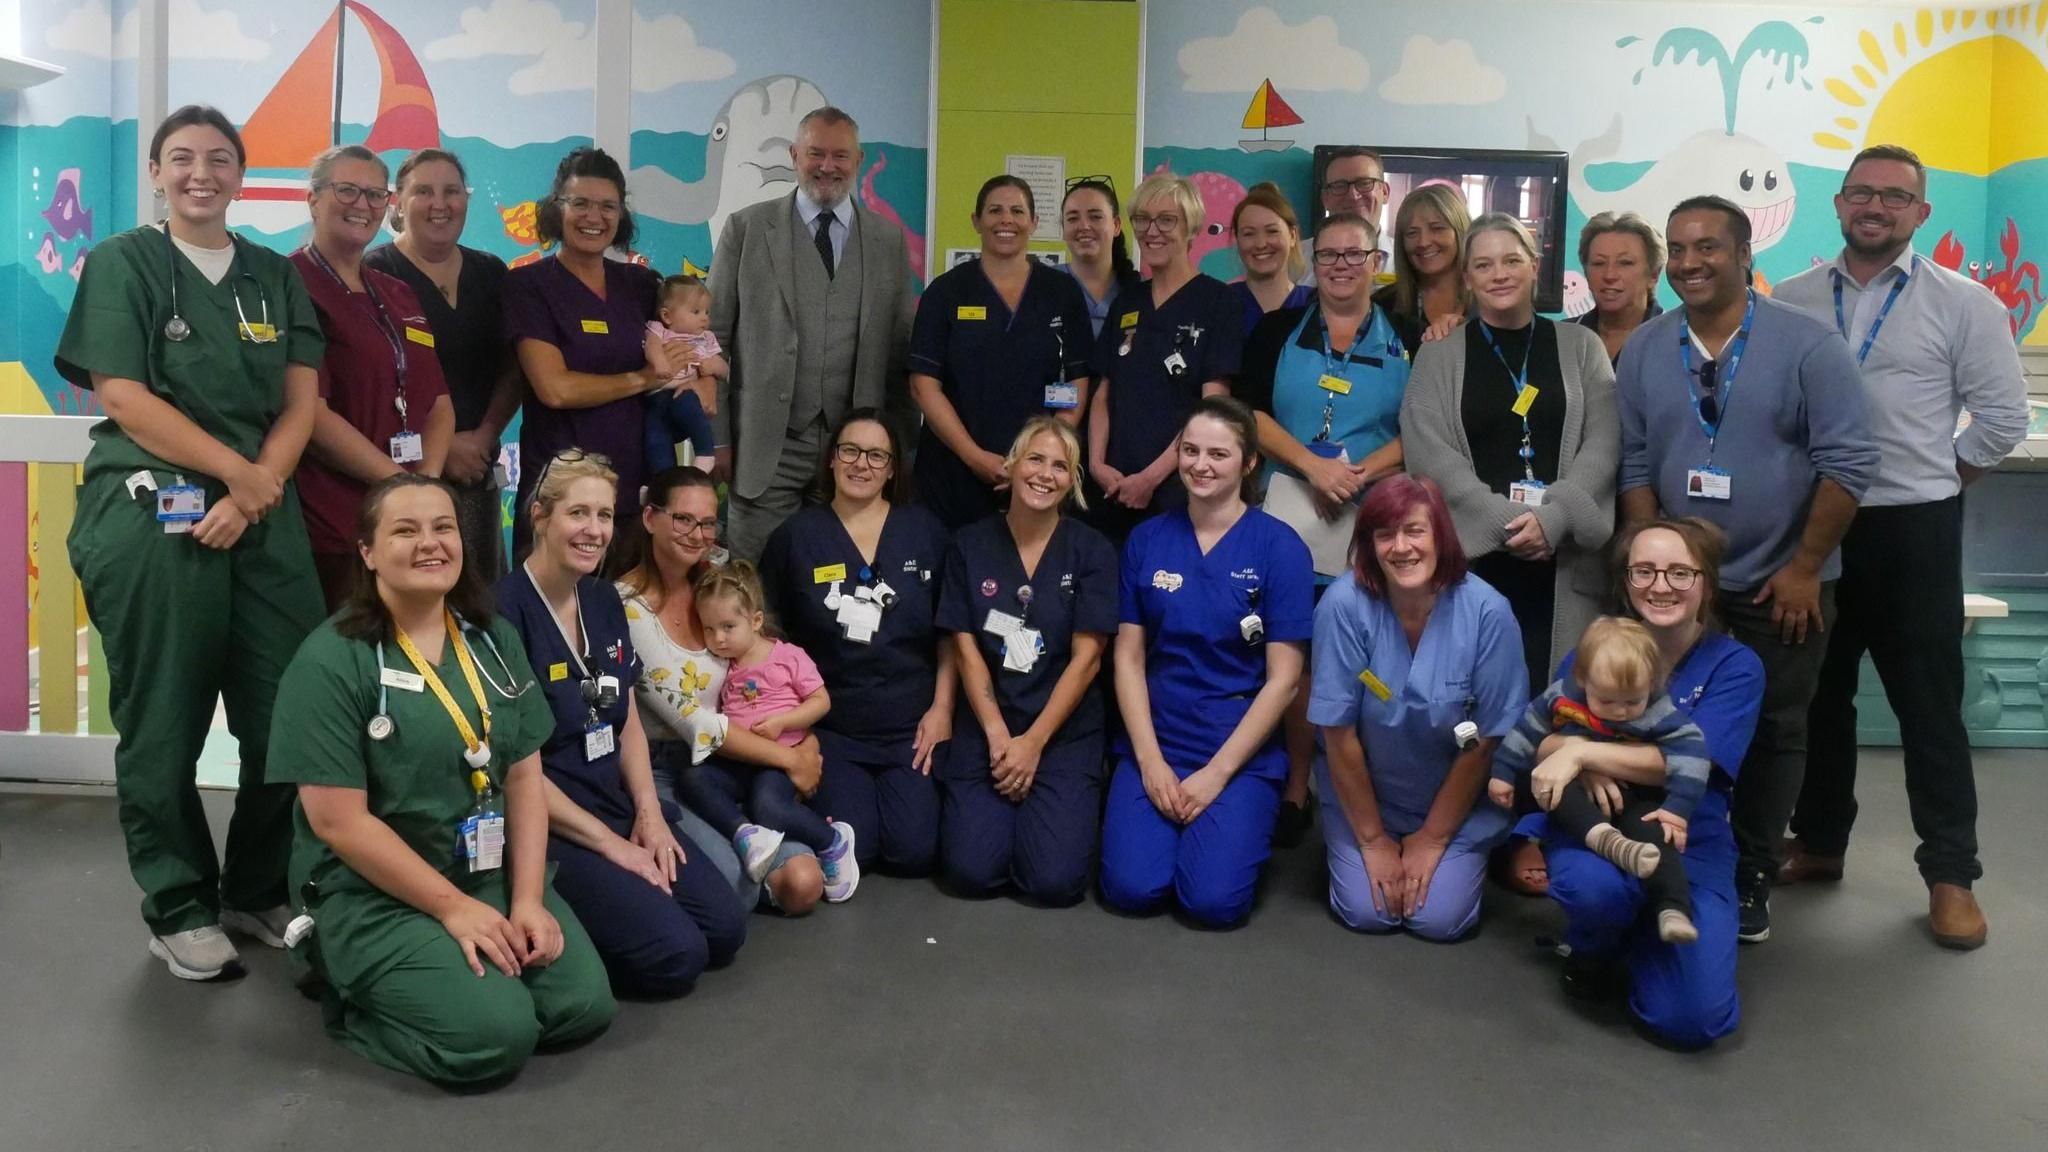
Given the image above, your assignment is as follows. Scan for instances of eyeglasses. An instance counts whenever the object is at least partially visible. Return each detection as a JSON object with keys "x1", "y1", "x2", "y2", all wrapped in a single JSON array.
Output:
[
  {"x1": 1695, "y1": 359, "x2": 1721, "y2": 425},
  {"x1": 320, "y1": 181, "x2": 392, "y2": 209},
  {"x1": 559, "y1": 196, "x2": 623, "y2": 218},
  {"x1": 653, "y1": 508, "x2": 717, "y2": 538},
  {"x1": 1840, "y1": 185, "x2": 1917, "y2": 209},
  {"x1": 1064, "y1": 174, "x2": 1115, "y2": 191},
  {"x1": 1321, "y1": 176, "x2": 1387, "y2": 201},
  {"x1": 1130, "y1": 212, "x2": 1183, "y2": 235},
  {"x1": 1625, "y1": 563, "x2": 1702, "y2": 592},
  {"x1": 1313, "y1": 248, "x2": 1377, "y2": 267},
  {"x1": 834, "y1": 443, "x2": 894, "y2": 469}
]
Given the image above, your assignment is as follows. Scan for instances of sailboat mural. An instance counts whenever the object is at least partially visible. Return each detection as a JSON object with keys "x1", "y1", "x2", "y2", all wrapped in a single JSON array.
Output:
[
  {"x1": 232, "y1": 1, "x2": 441, "y2": 234},
  {"x1": 1238, "y1": 79, "x2": 1302, "y2": 154}
]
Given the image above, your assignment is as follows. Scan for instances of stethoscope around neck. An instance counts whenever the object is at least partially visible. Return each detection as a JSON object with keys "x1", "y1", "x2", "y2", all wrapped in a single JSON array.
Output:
[
  {"x1": 367, "y1": 614, "x2": 531, "y2": 752},
  {"x1": 159, "y1": 222, "x2": 275, "y2": 345}
]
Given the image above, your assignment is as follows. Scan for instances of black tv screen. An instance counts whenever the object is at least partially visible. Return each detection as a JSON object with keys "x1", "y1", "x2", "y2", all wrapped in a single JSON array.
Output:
[{"x1": 1311, "y1": 146, "x2": 1570, "y2": 313}]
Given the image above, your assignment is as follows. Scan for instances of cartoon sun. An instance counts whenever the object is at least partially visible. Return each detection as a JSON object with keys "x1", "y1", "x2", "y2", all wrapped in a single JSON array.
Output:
[{"x1": 1814, "y1": 7, "x2": 2048, "y2": 176}]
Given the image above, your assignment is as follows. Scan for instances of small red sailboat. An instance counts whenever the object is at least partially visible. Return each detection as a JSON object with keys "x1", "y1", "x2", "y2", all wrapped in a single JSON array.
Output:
[
  {"x1": 1238, "y1": 79, "x2": 1302, "y2": 154},
  {"x1": 232, "y1": 1, "x2": 440, "y2": 233}
]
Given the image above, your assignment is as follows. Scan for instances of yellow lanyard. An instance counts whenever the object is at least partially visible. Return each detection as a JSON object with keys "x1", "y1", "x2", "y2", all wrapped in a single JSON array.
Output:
[{"x1": 393, "y1": 609, "x2": 493, "y2": 785}]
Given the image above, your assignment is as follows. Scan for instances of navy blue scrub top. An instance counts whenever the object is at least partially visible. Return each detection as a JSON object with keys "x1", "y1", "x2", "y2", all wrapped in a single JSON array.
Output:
[
  {"x1": 1089, "y1": 274, "x2": 1242, "y2": 476},
  {"x1": 1229, "y1": 279, "x2": 1314, "y2": 339},
  {"x1": 495, "y1": 570, "x2": 645, "y2": 826},
  {"x1": 909, "y1": 259, "x2": 1094, "y2": 530},
  {"x1": 759, "y1": 503, "x2": 950, "y2": 756},
  {"x1": 937, "y1": 514, "x2": 1120, "y2": 742}
]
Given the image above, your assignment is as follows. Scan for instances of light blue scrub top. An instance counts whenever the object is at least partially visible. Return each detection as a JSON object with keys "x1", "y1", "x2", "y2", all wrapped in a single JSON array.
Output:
[{"x1": 1308, "y1": 574, "x2": 1530, "y2": 843}]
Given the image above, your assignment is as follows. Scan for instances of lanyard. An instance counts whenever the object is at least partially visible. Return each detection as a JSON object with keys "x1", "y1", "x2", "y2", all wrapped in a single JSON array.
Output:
[
  {"x1": 303, "y1": 243, "x2": 412, "y2": 431},
  {"x1": 1479, "y1": 321, "x2": 1537, "y2": 481},
  {"x1": 1678, "y1": 290, "x2": 1756, "y2": 458},
  {"x1": 1832, "y1": 258, "x2": 1915, "y2": 366},
  {"x1": 393, "y1": 609, "x2": 493, "y2": 784},
  {"x1": 523, "y1": 564, "x2": 593, "y2": 682}
]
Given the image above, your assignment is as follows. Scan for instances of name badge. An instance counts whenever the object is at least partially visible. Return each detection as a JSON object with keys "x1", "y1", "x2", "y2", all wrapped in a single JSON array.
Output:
[
  {"x1": 1002, "y1": 628, "x2": 1043, "y2": 674},
  {"x1": 239, "y1": 322, "x2": 277, "y2": 343},
  {"x1": 1119, "y1": 311, "x2": 1140, "y2": 330},
  {"x1": 584, "y1": 721, "x2": 616, "y2": 761},
  {"x1": 983, "y1": 609, "x2": 1026, "y2": 638},
  {"x1": 813, "y1": 563, "x2": 848, "y2": 584},
  {"x1": 837, "y1": 595, "x2": 882, "y2": 644},
  {"x1": 463, "y1": 814, "x2": 505, "y2": 872},
  {"x1": 1511, "y1": 384, "x2": 1540, "y2": 417},
  {"x1": 389, "y1": 431, "x2": 424, "y2": 464},
  {"x1": 1687, "y1": 467, "x2": 1732, "y2": 501},
  {"x1": 1317, "y1": 374, "x2": 1352, "y2": 395},
  {"x1": 957, "y1": 305, "x2": 987, "y2": 321},
  {"x1": 404, "y1": 326, "x2": 436, "y2": 348},
  {"x1": 1509, "y1": 480, "x2": 1548, "y2": 507},
  {"x1": 380, "y1": 667, "x2": 426, "y2": 693},
  {"x1": 1359, "y1": 668, "x2": 1393, "y2": 702},
  {"x1": 1044, "y1": 382, "x2": 1079, "y2": 409},
  {"x1": 156, "y1": 484, "x2": 205, "y2": 534},
  {"x1": 549, "y1": 662, "x2": 570, "y2": 682},
  {"x1": 580, "y1": 319, "x2": 610, "y2": 335}
]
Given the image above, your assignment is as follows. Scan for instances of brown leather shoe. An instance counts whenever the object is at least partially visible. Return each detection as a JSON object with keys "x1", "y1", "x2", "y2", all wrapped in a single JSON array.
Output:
[
  {"x1": 1776, "y1": 836, "x2": 1845, "y2": 885},
  {"x1": 1929, "y1": 883, "x2": 1987, "y2": 951}
]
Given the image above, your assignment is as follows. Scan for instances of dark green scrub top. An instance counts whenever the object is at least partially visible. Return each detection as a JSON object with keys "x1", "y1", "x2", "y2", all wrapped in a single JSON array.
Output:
[{"x1": 55, "y1": 225, "x2": 325, "y2": 484}]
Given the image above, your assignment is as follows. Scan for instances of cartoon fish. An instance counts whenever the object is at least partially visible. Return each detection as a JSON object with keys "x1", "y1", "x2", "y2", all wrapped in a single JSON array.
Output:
[
  {"x1": 680, "y1": 257, "x2": 710, "y2": 278},
  {"x1": 630, "y1": 75, "x2": 828, "y2": 254},
  {"x1": 499, "y1": 200, "x2": 539, "y2": 246},
  {"x1": 36, "y1": 233, "x2": 61, "y2": 275},
  {"x1": 1531, "y1": 116, "x2": 1796, "y2": 253},
  {"x1": 1148, "y1": 164, "x2": 1246, "y2": 273},
  {"x1": 41, "y1": 167, "x2": 93, "y2": 243},
  {"x1": 859, "y1": 149, "x2": 926, "y2": 279}
]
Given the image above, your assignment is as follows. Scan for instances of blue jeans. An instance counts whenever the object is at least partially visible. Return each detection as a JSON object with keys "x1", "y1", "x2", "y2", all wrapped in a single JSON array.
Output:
[
  {"x1": 644, "y1": 387, "x2": 715, "y2": 471},
  {"x1": 678, "y1": 756, "x2": 837, "y2": 853}
]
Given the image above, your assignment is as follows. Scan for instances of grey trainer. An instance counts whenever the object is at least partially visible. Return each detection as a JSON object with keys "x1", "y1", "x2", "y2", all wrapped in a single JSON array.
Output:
[{"x1": 148, "y1": 925, "x2": 245, "y2": 981}]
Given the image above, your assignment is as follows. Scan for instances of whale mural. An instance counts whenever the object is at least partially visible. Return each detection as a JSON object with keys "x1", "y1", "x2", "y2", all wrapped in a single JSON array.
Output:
[
  {"x1": 1532, "y1": 116, "x2": 1798, "y2": 254},
  {"x1": 630, "y1": 74, "x2": 828, "y2": 254}
]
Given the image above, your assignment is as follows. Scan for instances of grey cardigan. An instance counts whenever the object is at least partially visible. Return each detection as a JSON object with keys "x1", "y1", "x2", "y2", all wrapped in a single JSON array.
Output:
[{"x1": 1399, "y1": 320, "x2": 1620, "y2": 674}]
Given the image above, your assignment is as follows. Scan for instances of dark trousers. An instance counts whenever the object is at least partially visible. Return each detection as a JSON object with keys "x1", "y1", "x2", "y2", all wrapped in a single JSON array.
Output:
[
  {"x1": 1795, "y1": 498, "x2": 1980, "y2": 887},
  {"x1": 1720, "y1": 581, "x2": 1836, "y2": 884},
  {"x1": 546, "y1": 815, "x2": 747, "y2": 998},
  {"x1": 1471, "y1": 551, "x2": 1557, "y2": 694},
  {"x1": 644, "y1": 388, "x2": 716, "y2": 472},
  {"x1": 1550, "y1": 783, "x2": 1692, "y2": 918},
  {"x1": 678, "y1": 758, "x2": 837, "y2": 853}
]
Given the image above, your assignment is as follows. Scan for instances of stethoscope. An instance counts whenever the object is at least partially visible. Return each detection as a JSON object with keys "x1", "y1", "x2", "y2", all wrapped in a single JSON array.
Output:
[
  {"x1": 160, "y1": 223, "x2": 274, "y2": 345},
  {"x1": 367, "y1": 615, "x2": 531, "y2": 743}
]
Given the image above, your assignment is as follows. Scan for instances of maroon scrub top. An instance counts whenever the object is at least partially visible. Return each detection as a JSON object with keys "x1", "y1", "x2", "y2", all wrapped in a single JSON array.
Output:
[{"x1": 290, "y1": 248, "x2": 449, "y2": 556}]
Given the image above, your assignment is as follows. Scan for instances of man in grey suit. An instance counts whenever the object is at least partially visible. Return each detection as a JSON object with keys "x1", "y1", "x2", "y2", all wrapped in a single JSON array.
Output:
[{"x1": 710, "y1": 106, "x2": 917, "y2": 560}]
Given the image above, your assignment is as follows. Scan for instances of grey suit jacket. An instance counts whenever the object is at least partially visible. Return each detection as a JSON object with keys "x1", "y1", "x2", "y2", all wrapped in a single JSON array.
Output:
[{"x1": 708, "y1": 192, "x2": 916, "y2": 499}]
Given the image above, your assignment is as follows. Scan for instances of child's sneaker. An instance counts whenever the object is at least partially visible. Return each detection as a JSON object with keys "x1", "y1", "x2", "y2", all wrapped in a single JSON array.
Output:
[
  {"x1": 820, "y1": 821, "x2": 860, "y2": 903},
  {"x1": 734, "y1": 823, "x2": 786, "y2": 884}
]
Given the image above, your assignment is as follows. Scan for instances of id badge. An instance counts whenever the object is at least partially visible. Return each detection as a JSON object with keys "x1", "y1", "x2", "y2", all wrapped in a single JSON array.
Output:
[
  {"x1": 1687, "y1": 467, "x2": 1732, "y2": 501},
  {"x1": 469, "y1": 815, "x2": 505, "y2": 873},
  {"x1": 156, "y1": 484, "x2": 205, "y2": 534},
  {"x1": 1002, "y1": 628, "x2": 1043, "y2": 673},
  {"x1": 1509, "y1": 479, "x2": 1548, "y2": 506},
  {"x1": 1317, "y1": 374, "x2": 1352, "y2": 395},
  {"x1": 490, "y1": 463, "x2": 510, "y2": 490},
  {"x1": 983, "y1": 609, "x2": 1026, "y2": 638},
  {"x1": 389, "y1": 431, "x2": 424, "y2": 464},
  {"x1": 584, "y1": 721, "x2": 616, "y2": 761},
  {"x1": 1163, "y1": 351, "x2": 1188, "y2": 376},
  {"x1": 838, "y1": 596, "x2": 882, "y2": 644},
  {"x1": 1044, "y1": 382, "x2": 1079, "y2": 410}
]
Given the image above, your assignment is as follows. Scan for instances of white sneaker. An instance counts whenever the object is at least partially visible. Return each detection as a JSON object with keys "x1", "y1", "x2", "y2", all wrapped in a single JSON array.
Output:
[
  {"x1": 148, "y1": 926, "x2": 245, "y2": 981},
  {"x1": 821, "y1": 821, "x2": 860, "y2": 903},
  {"x1": 221, "y1": 905, "x2": 293, "y2": 949},
  {"x1": 734, "y1": 823, "x2": 786, "y2": 884}
]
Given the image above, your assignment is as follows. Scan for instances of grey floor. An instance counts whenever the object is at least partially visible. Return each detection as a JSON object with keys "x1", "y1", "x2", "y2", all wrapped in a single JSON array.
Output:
[{"x1": 3, "y1": 751, "x2": 2045, "y2": 1152}]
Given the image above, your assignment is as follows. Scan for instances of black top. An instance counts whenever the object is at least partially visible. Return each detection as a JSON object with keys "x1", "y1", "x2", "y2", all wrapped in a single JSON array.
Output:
[
  {"x1": 1371, "y1": 283, "x2": 1424, "y2": 361},
  {"x1": 1574, "y1": 298, "x2": 1665, "y2": 365},
  {"x1": 1461, "y1": 318, "x2": 1566, "y2": 495},
  {"x1": 365, "y1": 243, "x2": 512, "y2": 432}
]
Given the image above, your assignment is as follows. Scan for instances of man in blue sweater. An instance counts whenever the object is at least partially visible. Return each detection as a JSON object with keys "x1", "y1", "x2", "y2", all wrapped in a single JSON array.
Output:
[{"x1": 1616, "y1": 195, "x2": 1878, "y2": 945}]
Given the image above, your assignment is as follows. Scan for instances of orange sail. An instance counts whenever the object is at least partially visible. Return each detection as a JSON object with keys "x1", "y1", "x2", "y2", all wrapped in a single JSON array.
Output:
[
  {"x1": 1241, "y1": 79, "x2": 1304, "y2": 131},
  {"x1": 239, "y1": 6, "x2": 341, "y2": 170},
  {"x1": 348, "y1": 0, "x2": 439, "y2": 152}
]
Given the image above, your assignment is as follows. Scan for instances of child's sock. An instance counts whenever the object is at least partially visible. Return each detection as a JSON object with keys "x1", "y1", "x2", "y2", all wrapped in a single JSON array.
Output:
[
  {"x1": 734, "y1": 823, "x2": 786, "y2": 884},
  {"x1": 820, "y1": 820, "x2": 860, "y2": 903},
  {"x1": 1586, "y1": 822, "x2": 1661, "y2": 880},
  {"x1": 1657, "y1": 908, "x2": 1699, "y2": 944}
]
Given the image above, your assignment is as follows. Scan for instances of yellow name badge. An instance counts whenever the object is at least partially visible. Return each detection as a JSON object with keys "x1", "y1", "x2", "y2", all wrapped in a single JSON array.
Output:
[
  {"x1": 580, "y1": 319, "x2": 610, "y2": 335},
  {"x1": 1511, "y1": 384, "x2": 1539, "y2": 417},
  {"x1": 239, "y1": 322, "x2": 277, "y2": 343},
  {"x1": 1119, "y1": 311, "x2": 1140, "y2": 330},
  {"x1": 549, "y1": 662, "x2": 570, "y2": 682},
  {"x1": 1359, "y1": 668, "x2": 1393, "y2": 702},
  {"x1": 404, "y1": 326, "x2": 436, "y2": 348},
  {"x1": 957, "y1": 305, "x2": 987, "y2": 321},
  {"x1": 1318, "y1": 374, "x2": 1352, "y2": 395},
  {"x1": 813, "y1": 563, "x2": 848, "y2": 584}
]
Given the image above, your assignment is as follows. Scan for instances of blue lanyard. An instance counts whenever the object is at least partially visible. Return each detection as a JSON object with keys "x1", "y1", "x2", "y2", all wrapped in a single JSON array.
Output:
[
  {"x1": 1479, "y1": 321, "x2": 1537, "y2": 480},
  {"x1": 1832, "y1": 258, "x2": 1915, "y2": 366},
  {"x1": 1678, "y1": 290, "x2": 1755, "y2": 456}
]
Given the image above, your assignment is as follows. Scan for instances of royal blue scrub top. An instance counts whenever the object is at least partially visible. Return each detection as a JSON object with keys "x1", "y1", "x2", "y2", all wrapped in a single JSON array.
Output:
[
  {"x1": 1229, "y1": 280, "x2": 1313, "y2": 339},
  {"x1": 1118, "y1": 506, "x2": 1313, "y2": 774},
  {"x1": 909, "y1": 259, "x2": 1094, "y2": 530},
  {"x1": 937, "y1": 514, "x2": 1120, "y2": 742},
  {"x1": 1308, "y1": 574, "x2": 1530, "y2": 844},
  {"x1": 495, "y1": 569, "x2": 647, "y2": 826},
  {"x1": 1090, "y1": 274, "x2": 1242, "y2": 477},
  {"x1": 759, "y1": 503, "x2": 950, "y2": 757},
  {"x1": 1239, "y1": 302, "x2": 1409, "y2": 485}
]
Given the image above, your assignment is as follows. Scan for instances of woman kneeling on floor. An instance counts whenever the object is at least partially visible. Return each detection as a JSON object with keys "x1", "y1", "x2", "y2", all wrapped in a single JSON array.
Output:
[{"x1": 277, "y1": 474, "x2": 615, "y2": 1086}]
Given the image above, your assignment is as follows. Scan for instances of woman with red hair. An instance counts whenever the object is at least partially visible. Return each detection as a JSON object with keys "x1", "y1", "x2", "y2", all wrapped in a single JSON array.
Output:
[{"x1": 1307, "y1": 474, "x2": 1530, "y2": 940}]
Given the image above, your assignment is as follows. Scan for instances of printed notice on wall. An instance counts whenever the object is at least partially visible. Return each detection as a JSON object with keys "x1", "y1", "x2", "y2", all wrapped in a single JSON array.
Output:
[{"x1": 1004, "y1": 154, "x2": 1066, "y2": 242}]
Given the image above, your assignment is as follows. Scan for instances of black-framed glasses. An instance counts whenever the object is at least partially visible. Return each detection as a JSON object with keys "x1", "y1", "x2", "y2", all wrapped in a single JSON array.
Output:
[
  {"x1": 1065, "y1": 173, "x2": 1115, "y2": 191},
  {"x1": 1130, "y1": 212, "x2": 1183, "y2": 235},
  {"x1": 834, "y1": 443, "x2": 894, "y2": 469},
  {"x1": 653, "y1": 508, "x2": 717, "y2": 538},
  {"x1": 1695, "y1": 359, "x2": 1721, "y2": 425},
  {"x1": 1626, "y1": 563, "x2": 1701, "y2": 592},
  {"x1": 1840, "y1": 185, "x2": 1917, "y2": 209},
  {"x1": 1321, "y1": 176, "x2": 1387, "y2": 200},
  {"x1": 320, "y1": 181, "x2": 392, "y2": 208},
  {"x1": 1313, "y1": 248, "x2": 1378, "y2": 267}
]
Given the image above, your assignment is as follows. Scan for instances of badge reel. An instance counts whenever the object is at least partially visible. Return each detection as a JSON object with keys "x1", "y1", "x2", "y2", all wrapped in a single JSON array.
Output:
[
  {"x1": 1454, "y1": 697, "x2": 1481, "y2": 750},
  {"x1": 1239, "y1": 587, "x2": 1265, "y2": 645},
  {"x1": 837, "y1": 573, "x2": 891, "y2": 645},
  {"x1": 1000, "y1": 586, "x2": 1043, "y2": 674},
  {"x1": 580, "y1": 674, "x2": 621, "y2": 761}
]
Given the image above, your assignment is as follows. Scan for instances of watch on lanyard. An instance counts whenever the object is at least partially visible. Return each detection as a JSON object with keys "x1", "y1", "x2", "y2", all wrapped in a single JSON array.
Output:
[
  {"x1": 303, "y1": 244, "x2": 417, "y2": 459},
  {"x1": 1833, "y1": 259, "x2": 1914, "y2": 366}
]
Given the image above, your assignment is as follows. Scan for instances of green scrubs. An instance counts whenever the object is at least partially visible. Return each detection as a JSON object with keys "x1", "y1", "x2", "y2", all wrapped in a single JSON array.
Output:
[
  {"x1": 57, "y1": 225, "x2": 328, "y2": 935},
  {"x1": 271, "y1": 617, "x2": 615, "y2": 1085}
]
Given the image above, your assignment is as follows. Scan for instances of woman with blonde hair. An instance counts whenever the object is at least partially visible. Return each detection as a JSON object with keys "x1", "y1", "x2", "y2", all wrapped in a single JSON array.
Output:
[
  {"x1": 1372, "y1": 182, "x2": 1472, "y2": 355},
  {"x1": 1229, "y1": 181, "x2": 1313, "y2": 335},
  {"x1": 936, "y1": 417, "x2": 1120, "y2": 904}
]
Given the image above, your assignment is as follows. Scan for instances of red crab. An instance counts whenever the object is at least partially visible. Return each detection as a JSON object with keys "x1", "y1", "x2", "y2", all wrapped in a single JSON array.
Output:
[{"x1": 1932, "y1": 219, "x2": 2044, "y2": 338}]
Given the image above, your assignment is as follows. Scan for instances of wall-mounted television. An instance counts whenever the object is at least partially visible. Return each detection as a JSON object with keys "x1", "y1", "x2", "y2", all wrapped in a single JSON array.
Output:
[{"x1": 1311, "y1": 146, "x2": 1571, "y2": 314}]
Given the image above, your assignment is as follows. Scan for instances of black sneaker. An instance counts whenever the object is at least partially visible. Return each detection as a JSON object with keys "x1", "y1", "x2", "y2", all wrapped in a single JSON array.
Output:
[
  {"x1": 1272, "y1": 799, "x2": 1313, "y2": 849},
  {"x1": 1737, "y1": 870, "x2": 1771, "y2": 943},
  {"x1": 1560, "y1": 951, "x2": 1624, "y2": 1003}
]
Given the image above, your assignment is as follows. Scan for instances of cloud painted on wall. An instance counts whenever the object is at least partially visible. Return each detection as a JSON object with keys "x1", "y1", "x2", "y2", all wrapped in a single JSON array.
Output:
[
  {"x1": 1178, "y1": 8, "x2": 1368, "y2": 94},
  {"x1": 1378, "y1": 36, "x2": 1505, "y2": 105},
  {"x1": 425, "y1": 0, "x2": 734, "y2": 96},
  {"x1": 44, "y1": 0, "x2": 270, "y2": 62}
]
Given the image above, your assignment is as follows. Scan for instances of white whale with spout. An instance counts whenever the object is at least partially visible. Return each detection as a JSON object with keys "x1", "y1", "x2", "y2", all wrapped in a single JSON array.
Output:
[{"x1": 1532, "y1": 116, "x2": 1797, "y2": 253}]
